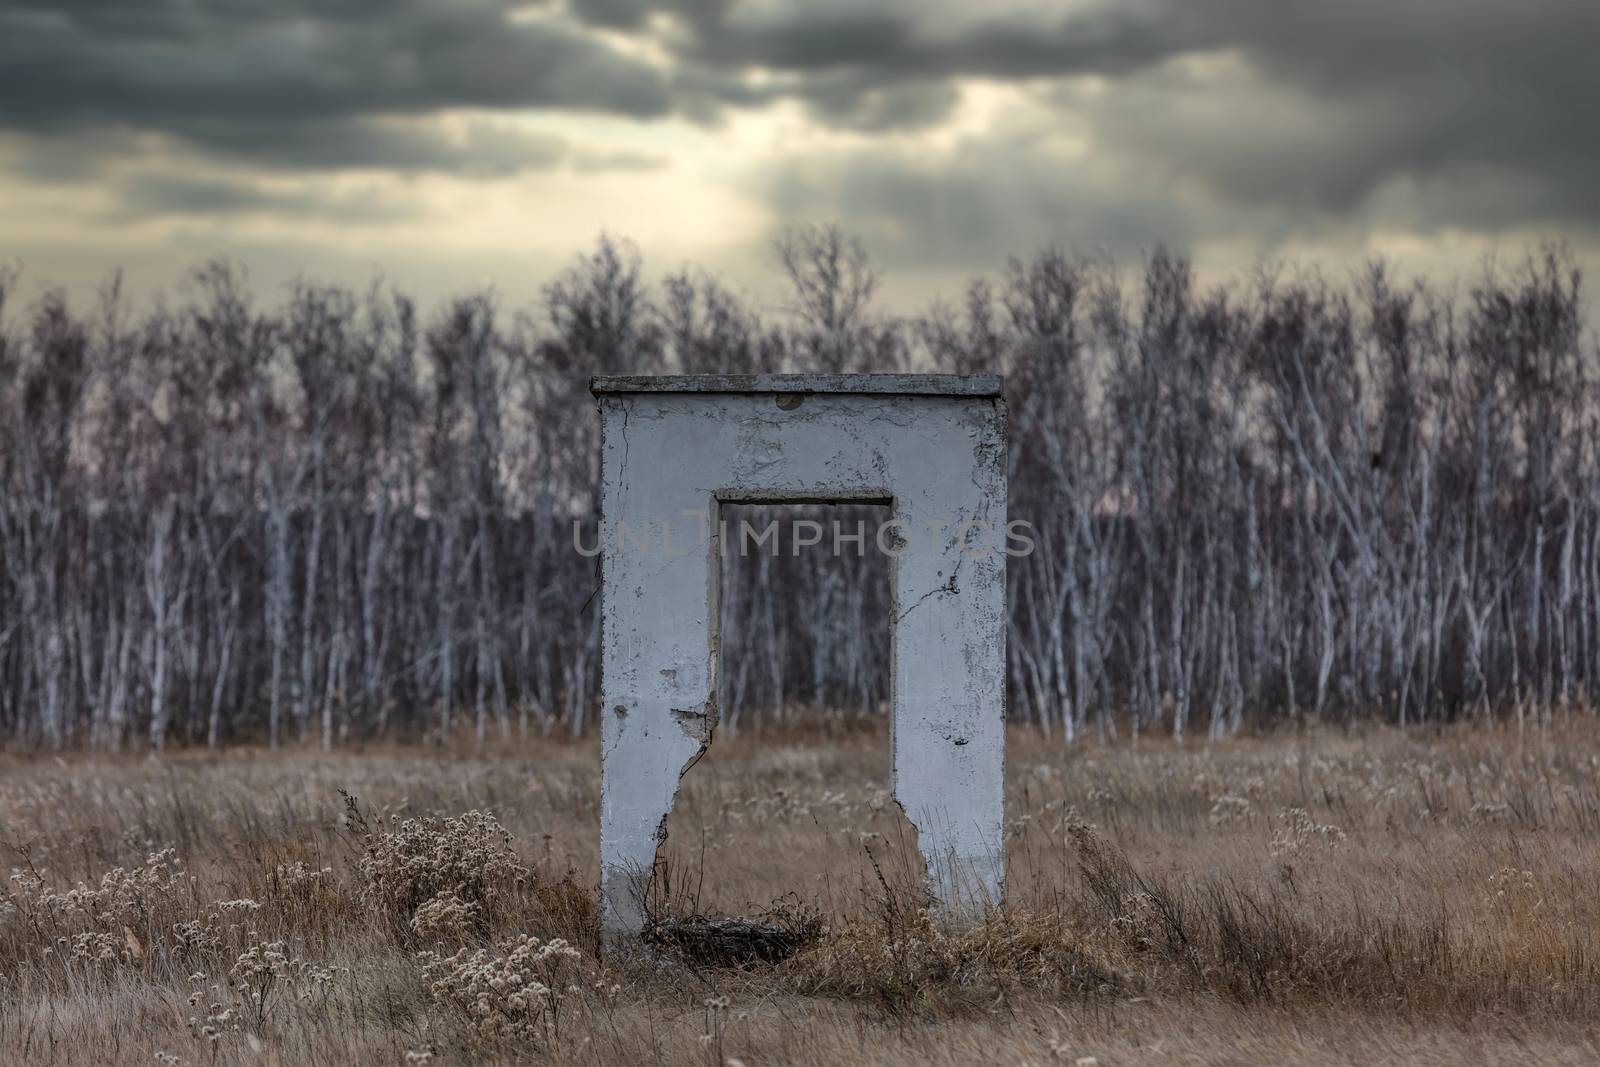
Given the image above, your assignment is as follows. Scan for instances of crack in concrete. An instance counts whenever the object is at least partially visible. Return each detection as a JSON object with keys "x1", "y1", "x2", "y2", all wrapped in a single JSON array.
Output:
[{"x1": 896, "y1": 560, "x2": 963, "y2": 623}]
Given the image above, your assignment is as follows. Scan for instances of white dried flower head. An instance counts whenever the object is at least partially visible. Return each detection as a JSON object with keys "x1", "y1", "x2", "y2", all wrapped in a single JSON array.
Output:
[
  {"x1": 1208, "y1": 794, "x2": 1253, "y2": 827},
  {"x1": 356, "y1": 811, "x2": 528, "y2": 932},
  {"x1": 172, "y1": 919, "x2": 222, "y2": 954},
  {"x1": 269, "y1": 861, "x2": 339, "y2": 906},
  {"x1": 417, "y1": 934, "x2": 589, "y2": 1044},
  {"x1": 24, "y1": 848, "x2": 190, "y2": 935},
  {"x1": 67, "y1": 931, "x2": 125, "y2": 968},
  {"x1": 229, "y1": 940, "x2": 294, "y2": 1024},
  {"x1": 216, "y1": 899, "x2": 262, "y2": 913},
  {"x1": 1486, "y1": 866, "x2": 1541, "y2": 908},
  {"x1": 231, "y1": 940, "x2": 291, "y2": 985},
  {"x1": 411, "y1": 889, "x2": 480, "y2": 943},
  {"x1": 1267, "y1": 808, "x2": 1346, "y2": 858}
]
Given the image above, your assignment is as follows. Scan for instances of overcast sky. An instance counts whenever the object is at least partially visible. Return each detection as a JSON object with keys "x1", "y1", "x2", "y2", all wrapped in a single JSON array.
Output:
[{"x1": 2, "y1": 0, "x2": 1596, "y2": 313}]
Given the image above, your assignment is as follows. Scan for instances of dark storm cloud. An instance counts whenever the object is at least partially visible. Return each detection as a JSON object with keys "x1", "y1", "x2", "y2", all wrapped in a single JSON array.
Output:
[
  {"x1": 798, "y1": 76, "x2": 959, "y2": 134},
  {"x1": 765, "y1": 135, "x2": 1204, "y2": 271},
  {"x1": 2, "y1": 0, "x2": 1595, "y2": 246},
  {"x1": 6, "y1": 128, "x2": 144, "y2": 182},
  {"x1": 657, "y1": 0, "x2": 1197, "y2": 130},
  {"x1": 0, "y1": 0, "x2": 670, "y2": 160},
  {"x1": 666, "y1": 0, "x2": 1596, "y2": 185},
  {"x1": 1069, "y1": 0, "x2": 1600, "y2": 221},
  {"x1": 714, "y1": 0, "x2": 1596, "y2": 246},
  {"x1": 567, "y1": 0, "x2": 656, "y2": 31},
  {"x1": 643, "y1": 0, "x2": 1187, "y2": 81},
  {"x1": 111, "y1": 173, "x2": 412, "y2": 223},
  {"x1": 160, "y1": 118, "x2": 570, "y2": 177}
]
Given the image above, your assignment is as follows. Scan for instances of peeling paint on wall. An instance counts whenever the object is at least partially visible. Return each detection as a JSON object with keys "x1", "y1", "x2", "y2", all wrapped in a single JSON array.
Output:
[{"x1": 592, "y1": 374, "x2": 1007, "y2": 936}]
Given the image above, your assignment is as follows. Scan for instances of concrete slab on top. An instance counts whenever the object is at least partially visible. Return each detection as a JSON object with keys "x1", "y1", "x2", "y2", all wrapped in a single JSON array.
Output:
[{"x1": 590, "y1": 374, "x2": 1003, "y2": 397}]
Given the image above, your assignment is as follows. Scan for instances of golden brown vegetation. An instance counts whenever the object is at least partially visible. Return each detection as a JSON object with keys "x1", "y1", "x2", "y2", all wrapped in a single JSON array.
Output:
[{"x1": 5, "y1": 719, "x2": 1600, "y2": 1065}]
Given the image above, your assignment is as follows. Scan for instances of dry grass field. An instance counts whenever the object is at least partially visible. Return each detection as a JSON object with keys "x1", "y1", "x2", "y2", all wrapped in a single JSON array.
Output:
[{"x1": 5, "y1": 718, "x2": 1600, "y2": 1065}]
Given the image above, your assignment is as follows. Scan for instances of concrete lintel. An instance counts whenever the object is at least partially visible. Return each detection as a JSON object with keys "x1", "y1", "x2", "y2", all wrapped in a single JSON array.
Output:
[{"x1": 591, "y1": 373, "x2": 1003, "y2": 398}]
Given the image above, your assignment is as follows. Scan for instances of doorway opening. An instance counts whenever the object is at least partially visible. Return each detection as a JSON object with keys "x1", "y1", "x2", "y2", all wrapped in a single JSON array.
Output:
[{"x1": 651, "y1": 501, "x2": 926, "y2": 926}]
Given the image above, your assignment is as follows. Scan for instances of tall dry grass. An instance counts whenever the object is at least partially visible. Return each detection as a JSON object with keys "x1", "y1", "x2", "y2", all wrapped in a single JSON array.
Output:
[{"x1": 3, "y1": 719, "x2": 1600, "y2": 1064}]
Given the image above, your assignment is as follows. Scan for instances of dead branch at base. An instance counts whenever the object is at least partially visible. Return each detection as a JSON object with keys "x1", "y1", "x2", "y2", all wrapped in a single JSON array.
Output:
[{"x1": 642, "y1": 914, "x2": 821, "y2": 968}]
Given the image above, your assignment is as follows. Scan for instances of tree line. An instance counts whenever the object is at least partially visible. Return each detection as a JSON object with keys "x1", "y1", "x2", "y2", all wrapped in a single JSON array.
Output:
[{"x1": 0, "y1": 230, "x2": 1594, "y2": 749}]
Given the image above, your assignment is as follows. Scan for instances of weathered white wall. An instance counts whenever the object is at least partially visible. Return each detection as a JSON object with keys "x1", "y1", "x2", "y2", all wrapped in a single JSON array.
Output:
[{"x1": 593, "y1": 376, "x2": 1006, "y2": 935}]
